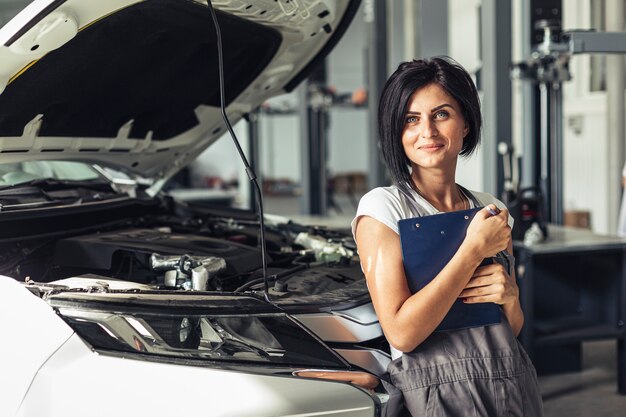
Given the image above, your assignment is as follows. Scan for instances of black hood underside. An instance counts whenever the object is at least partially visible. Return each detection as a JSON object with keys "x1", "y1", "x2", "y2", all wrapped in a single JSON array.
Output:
[{"x1": 0, "y1": 0, "x2": 281, "y2": 140}]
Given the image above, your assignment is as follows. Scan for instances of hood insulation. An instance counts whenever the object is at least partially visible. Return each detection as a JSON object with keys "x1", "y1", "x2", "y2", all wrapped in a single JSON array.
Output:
[{"x1": 0, "y1": 0, "x2": 281, "y2": 141}]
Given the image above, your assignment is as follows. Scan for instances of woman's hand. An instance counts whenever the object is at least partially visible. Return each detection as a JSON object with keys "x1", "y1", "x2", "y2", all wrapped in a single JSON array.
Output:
[
  {"x1": 458, "y1": 262, "x2": 519, "y2": 306},
  {"x1": 463, "y1": 204, "x2": 511, "y2": 261}
]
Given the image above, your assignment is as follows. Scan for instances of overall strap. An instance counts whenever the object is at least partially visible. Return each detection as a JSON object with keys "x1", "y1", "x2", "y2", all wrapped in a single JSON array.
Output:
[
  {"x1": 398, "y1": 182, "x2": 483, "y2": 212},
  {"x1": 457, "y1": 184, "x2": 515, "y2": 274},
  {"x1": 457, "y1": 184, "x2": 482, "y2": 208},
  {"x1": 396, "y1": 182, "x2": 429, "y2": 217}
]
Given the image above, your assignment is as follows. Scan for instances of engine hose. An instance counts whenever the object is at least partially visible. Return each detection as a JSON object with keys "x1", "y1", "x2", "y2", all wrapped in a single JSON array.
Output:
[{"x1": 235, "y1": 264, "x2": 308, "y2": 292}]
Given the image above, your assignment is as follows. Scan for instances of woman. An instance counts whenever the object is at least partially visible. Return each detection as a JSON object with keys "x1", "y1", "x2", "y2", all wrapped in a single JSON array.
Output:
[{"x1": 352, "y1": 57, "x2": 543, "y2": 416}]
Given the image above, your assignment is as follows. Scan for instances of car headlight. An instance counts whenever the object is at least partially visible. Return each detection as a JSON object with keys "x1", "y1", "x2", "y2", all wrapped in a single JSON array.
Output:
[{"x1": 56, "y1": 307, "x2": 348, "y2": 368}]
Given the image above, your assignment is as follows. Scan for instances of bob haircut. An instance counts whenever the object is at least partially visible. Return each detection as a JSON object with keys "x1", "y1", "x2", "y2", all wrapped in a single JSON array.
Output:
[{"x1": 378, "y1": 56, "x2": 482, "y2": 186}]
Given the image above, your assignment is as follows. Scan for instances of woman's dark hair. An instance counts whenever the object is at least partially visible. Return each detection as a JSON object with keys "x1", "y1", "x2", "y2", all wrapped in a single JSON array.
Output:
[{"x1": 378, "y1": 56, "x2": 482, "y2": 186}]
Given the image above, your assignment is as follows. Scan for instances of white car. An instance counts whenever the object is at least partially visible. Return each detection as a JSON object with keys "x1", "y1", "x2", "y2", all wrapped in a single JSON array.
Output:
[{"x1": 0, "y1": 1, "x2": 400, "y2": 416}]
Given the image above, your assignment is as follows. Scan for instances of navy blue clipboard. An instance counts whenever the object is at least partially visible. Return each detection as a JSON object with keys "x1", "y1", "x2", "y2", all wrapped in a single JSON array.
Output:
[{"x1": 398, "y1": 207, "x2": 501, "y2": 331}]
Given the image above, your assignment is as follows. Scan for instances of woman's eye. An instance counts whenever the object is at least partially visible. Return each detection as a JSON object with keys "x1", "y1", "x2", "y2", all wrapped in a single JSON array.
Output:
[
  {"x1": 434, "y1": 111, "x2": 449, "y2": 119},
  {"x1": 406, "y1": 116, "x2": 418, "y2": 124}
]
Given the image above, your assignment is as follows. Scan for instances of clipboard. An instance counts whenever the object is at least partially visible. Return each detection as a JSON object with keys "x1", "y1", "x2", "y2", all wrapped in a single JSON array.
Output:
[{"x1": 398, "y1": 207, "x2": 501, "y2": 331}]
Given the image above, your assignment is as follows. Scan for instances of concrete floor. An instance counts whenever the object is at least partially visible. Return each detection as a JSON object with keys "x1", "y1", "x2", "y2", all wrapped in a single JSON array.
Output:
[{"x1": 539, "y1": 340, "x2": 626, "y2": 417}]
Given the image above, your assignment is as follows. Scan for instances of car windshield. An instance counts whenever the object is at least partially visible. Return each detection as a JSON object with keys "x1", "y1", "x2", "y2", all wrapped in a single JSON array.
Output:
[{"x1": 0, "y1": 161, "x2": 101, "y2": 187}]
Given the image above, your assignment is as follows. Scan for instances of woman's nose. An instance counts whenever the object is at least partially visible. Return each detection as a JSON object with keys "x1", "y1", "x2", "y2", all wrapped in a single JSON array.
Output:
[{"x1": 420, "y1": 119, "x2": 438, "y2": 138}]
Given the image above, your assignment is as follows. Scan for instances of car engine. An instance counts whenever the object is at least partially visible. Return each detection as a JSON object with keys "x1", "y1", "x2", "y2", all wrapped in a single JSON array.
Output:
[{"x1": 0, "y1": 199, "x2": 366, "y2": 304}]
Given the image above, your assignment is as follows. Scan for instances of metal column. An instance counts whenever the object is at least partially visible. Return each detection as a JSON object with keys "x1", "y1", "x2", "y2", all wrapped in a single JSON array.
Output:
[
  {"x1": 533, "y1": 0, "x2": 563, "y2": 224},
  {"x1": 520, "y1": 1, "x2": 538, "y2": 192},
  {"x1": 481, "y1": 0, "x2": 512, "y2": 197},
  {"x1": 299, "y1": 64, "x2": 329, "y2": 216},
  {"x1": 606, "y1": 0, "x2": 625, "y2": 234},
  {"x1": 551, "y1": 82, "x2": 564, "y2": 225},
  {"x1": 364, "y1": 0, "x2": 388, "y2": 188},
  {"x1": 538, "y1": 81, "x2": 564, "y2": 225},
  {"x1": 306, "y1": 92, "x2": 328, "y2": 215}
]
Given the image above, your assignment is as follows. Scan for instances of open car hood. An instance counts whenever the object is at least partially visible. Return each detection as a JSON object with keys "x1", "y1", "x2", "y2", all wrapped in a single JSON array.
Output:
[{"x1": 0, "y1": 0, "x2": 360, "y2": 183}]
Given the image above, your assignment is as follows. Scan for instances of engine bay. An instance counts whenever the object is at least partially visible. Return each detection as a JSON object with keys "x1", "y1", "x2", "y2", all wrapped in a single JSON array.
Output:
[{"x1": 0, "y1": 197, "x2": 368, "y2": 307}]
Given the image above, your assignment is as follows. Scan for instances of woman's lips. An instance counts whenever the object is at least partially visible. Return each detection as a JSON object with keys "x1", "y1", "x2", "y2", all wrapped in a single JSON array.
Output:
[{"x1": 419, "y1": 143, "x2": 444, "y2": 152}]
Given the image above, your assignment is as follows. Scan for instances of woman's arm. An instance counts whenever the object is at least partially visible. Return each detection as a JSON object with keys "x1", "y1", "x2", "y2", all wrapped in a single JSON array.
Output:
[
  {"x1": 458, "y1": 239, "x2": 524, "y2": 335},
  {"x1": 355, "y1": 206, "x2": 510, "y2": 352}
]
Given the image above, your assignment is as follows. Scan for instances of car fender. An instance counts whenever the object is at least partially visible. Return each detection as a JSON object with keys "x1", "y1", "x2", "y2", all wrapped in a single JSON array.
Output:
[
  {"x1": 0, "y1": 276, "x2": 74, "y2": 417},
  {"x1": 18, "y1": 334, "x2": 376, "y2": 417}
]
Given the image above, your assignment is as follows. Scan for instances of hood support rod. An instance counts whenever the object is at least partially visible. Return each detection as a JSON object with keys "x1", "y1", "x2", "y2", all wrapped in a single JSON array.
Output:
[{"x1": 206, "y1": 0, "x2": 271, "y2": 303}]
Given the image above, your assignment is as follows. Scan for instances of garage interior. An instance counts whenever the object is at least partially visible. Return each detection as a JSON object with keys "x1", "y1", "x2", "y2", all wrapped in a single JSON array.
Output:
[{"x1": 2, "y1": 0, "x2": 626, "y2": 416}]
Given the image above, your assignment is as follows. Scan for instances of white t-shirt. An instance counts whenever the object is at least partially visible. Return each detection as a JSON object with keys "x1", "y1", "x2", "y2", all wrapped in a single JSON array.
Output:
[
  {"x1": 350, "y1": 184, "x2": 512, "y2": 359},
  {"x1": 351, "y1": 184, "x2": 512, "y2": 237}
]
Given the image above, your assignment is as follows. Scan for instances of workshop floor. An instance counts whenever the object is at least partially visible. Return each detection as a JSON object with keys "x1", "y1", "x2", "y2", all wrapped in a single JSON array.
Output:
[
  {"x1": 265, "y1": 195, "x2": 626, "y2": 416},
  {"x1": 539, "y1": 340, "x2": 626, "y2": 417}
]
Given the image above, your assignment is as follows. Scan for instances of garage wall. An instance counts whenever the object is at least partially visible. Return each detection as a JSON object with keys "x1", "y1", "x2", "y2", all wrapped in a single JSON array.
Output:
[
  {"x1": 448, "y1": 0, "x2": 484, "y2": 194},
  {"x1": 326, "y1": 3, "x2": 368, "y2": 179},
  {"x1": 561, "y1": 0, "x2": 616, "y2": 234}
]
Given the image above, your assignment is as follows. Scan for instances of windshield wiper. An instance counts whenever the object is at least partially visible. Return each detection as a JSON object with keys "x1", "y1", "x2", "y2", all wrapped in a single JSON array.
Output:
[
  {"x1": 0, "y1": 178, "x2": 115, "y2": 194},
  {"x1": 0, "y1": 178, "x2": 123, "y2": 211}
]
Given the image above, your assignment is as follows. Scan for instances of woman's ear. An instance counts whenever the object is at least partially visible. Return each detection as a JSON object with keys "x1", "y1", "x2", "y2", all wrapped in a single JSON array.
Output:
[{"x1": 463, "y1": 124, "x2": 469, "y2": 137}]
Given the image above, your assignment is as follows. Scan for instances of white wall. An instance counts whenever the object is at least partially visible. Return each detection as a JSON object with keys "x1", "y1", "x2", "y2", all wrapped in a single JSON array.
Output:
[
  {"x1": 259, "y1": 108, "x2": 301, "y2": 181},
  {"x1": 560, "y1": 0, "x2": 616, "y2": 234},
  {"x1": 448, "y1": 0, "x2": 484, "y2": 193},
  {"x1": 326, "y1": 3, "x2": 369, "y2": 178},
  {"x1": 327, "y1": 108, "x2": 368, "y2": 175},
  {"x1": 327, "y1": 2, "x2": 371, "y2": 179}
]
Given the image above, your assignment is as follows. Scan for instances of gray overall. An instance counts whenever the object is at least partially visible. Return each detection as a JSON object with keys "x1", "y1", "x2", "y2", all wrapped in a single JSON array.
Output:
[{"x1": 387, "y1": 186, "x2": 544, "y2": 417}]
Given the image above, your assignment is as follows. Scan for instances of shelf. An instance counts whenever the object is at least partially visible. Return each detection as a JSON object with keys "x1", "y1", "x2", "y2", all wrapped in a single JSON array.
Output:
[
  {"x1": 535, "y1": 315, "x2": 593, "y2": 335},
  {"x1": 514, "y1": 224, "x2": 626, "y2": 255},
  {"x1": 535, "y1": 323, "x2": 624, "y2": 346}
]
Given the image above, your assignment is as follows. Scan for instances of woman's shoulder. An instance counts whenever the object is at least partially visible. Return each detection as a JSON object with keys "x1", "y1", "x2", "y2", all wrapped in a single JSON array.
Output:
[
  {"x1": 352, "y1": 185, "x2": 409, "y2": 237},
  {"x1": 467, "y1": 189, "x2": 514, "y2": 228},
  {"x1": 467, "y1": 189, "x2": 507, "y2": 209},
  {"x1": 359, "y1": 185, "x2": 405, "y2": 204},
  {"x1": 357, "y1": 185, "x2": 409, "y2": 221}
]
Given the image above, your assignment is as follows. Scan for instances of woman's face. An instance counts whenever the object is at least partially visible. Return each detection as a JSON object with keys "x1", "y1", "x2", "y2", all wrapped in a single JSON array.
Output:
[{"x1": 401, "y1": 83, "x2": 469, "y2": 172}]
